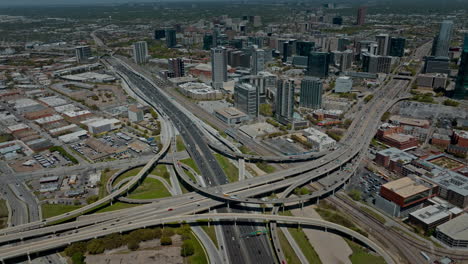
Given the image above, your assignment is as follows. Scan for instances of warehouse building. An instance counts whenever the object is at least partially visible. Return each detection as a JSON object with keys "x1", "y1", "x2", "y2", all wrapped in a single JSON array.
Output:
[
  {"x1": 85, "y1": 118, "x2": 121, "y2": 134},
  {"x1": 435, "y1": 214, "x2": 468, "y2": 249},
  {"x1": 214, "y1": 107, "x2": 248, "y2": 125},
  {"x1": 302, "y1": 127, "x2": 336, "y2": 151}
]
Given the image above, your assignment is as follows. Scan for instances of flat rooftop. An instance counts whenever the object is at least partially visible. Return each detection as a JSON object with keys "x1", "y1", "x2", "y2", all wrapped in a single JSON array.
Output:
[
  {"x1": 437, "y1": 214, "x2": 468, "y2": 241},
  {"x1": 215, "y1": 107, "x2": 247, "y2": 119},
  {"x1": 382, "y1": 177, "x2": 430, "y2": 198}
]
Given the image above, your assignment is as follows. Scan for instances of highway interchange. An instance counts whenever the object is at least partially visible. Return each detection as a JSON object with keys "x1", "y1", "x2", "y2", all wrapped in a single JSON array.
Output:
[{"x1": 0, "y1": 40, "x2": 467, "y2": 264}]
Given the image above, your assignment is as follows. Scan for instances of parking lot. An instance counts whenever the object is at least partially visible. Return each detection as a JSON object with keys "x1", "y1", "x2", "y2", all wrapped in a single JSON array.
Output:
[{"x1": 348, "y1": 166, "x2": 388, "y2": 203}]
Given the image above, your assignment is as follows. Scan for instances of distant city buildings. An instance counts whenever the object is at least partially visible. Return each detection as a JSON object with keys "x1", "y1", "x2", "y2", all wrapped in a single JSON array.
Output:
[
  {"x1": 276, "y1": 78, "x2": 295, "y2": 122},
  {"x1": 75, "y1": 46, "x2": 91, "y2": 63},
  {"x1": 454, "y1": 34, "x2": 468, "y2": 99},
  {"x1": 300, "y1": 77, "x2": 322, "y2": 109},
  {"x1": 356, "y1": 6, "x2": 367, "y2": 26},
  {"x1": 234, "y1": 82, "x2": 259, "y2": 118},
  {"x1": 432, "y1": 20, "x2": 454, "y2": 57},
  {"x1": 132, "y1": 41, "x2": 148, "y2": 64},
  {"x1": 211, "y1": 47, "x2": 228, "y2": 89}
]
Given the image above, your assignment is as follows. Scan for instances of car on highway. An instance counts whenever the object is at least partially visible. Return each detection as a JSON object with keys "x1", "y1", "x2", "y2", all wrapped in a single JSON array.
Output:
[{"x1": 167, "y1": 208, "x2": 173, "y2": 211}]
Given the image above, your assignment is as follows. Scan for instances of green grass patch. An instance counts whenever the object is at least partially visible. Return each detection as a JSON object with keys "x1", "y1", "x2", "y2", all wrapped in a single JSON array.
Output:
[
  {"x1": 185, "y1": 170, "x2": 197, "y2": 182},
  {"x1": 197, "y1": 220, "x2": 218, "y2": 248},
  {"x1": 0, "y1": 134, "x2": 13, "y2": 143},
  {"x1": 0, "y1": 200, "x2": 8, "y2": 228},
  {"x1": 256, "y1": 162, "x2": 276, "y2": 173},
  {"x1": 187, "y1": 231, "x2": 209, "y2": 264},
  {"x1": 41, "y1": 204, "x2": 83, "y2": 219},
  {"x1": 99, "y1": 169, "x2": 119, "y2": 198},
  {"x1": 214, "y1": 154, "x2": 238, "y2": 183},
  {"x1": 127, "y1": 177, "x2": 171, "y2": 200},
  {"x1": 345, "y1": 239, "x2": 386, "y2": 264},
  {"x1": 277, "y1": 228, "x2": 301, "y2": 264},
  {"x1": 176, "y1": 135, "x2": 186, "y2": 152},
  {"x1": 180, "y1": 158, "x2": 201, "y2": 174},
  {"x1": 239, "y1": 145, "x2": 256, "y2": 155},
  {"x1": 150, "y1": 164, "x2": 170, "y2": 182},
  {"x1": 288, "y1": 227, "x2": 322, "y2": 264},
  {"x1": 113, "y1": 167, "x2": 143, "y2": 187},
  {"x1": 316, "y1": 202, "x2": 368, "y2": 237}
]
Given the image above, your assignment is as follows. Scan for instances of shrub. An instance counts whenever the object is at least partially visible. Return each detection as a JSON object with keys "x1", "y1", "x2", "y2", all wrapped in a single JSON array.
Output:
[
  {"x1": 181, "y1": 240, "x2": 195, "y2": 257},
  {"x1": 160, "y1": 236, "x2": 172, "y2": 246},
  {"x1": 71, "y1": 253, "x2": 85, "y2": 264}
]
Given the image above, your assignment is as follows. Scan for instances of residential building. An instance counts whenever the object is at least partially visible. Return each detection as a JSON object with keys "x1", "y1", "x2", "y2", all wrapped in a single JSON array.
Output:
[
  {"x1": 75, "y1": 46, "x2": 91, "y2": 63},
  {"x1": 168, "y1": 58, "x2": 185, "y2": 78},
  {"x1": 454, "y1": 34, "x2": 468, "y2": 99},
  {"x1": 335, "y1": 76, "x2": 353, "y2": 93},
  {"x1": 307, "y1": 52, "x2": 330, "y2": 78},
  {"x1": 376, "y1": 34, "x2": 390, "y2": 56},
  {"x1": 251, "y1": 48, "x2": 265, "y2": 75},
  {"x1": 234, "y1": 82, "x2": 259, "y2": 118},
  {"x1": 276, "y1": 79, "x2": 295, "y2": 122},
  {"x1": 165, "y1": 29, "x2": 177, "y2": 48},
  {"x1": 300, "y1": 77, "x2": 322, "y2": 109},
  {"x1": 211, "y1": 47, "x2": 228, "y2": 89},
  {"x1": 432, "y1": 20, "x2": 454, "y2": 57},
  {"x1": 376, "y1": 124, "x2": 419, "y2": 150},
  {"x1": 133, "y1": 41, "x2": 148, "y2": 65}
]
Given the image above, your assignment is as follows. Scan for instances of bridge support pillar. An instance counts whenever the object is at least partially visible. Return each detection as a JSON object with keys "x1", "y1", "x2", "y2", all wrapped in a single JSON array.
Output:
[
  {"x1": 27, "y1": 252, "x2": 31, "y2": 263},
  {"x1": 316, "y1": 197, "x2": 320, "y2": 205}
]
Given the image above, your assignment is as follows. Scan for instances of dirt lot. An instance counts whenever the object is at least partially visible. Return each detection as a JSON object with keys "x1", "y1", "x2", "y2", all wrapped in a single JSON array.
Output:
[
  {"x1": 429, "y1": 156, "x2": 465, "y2": 170},
  {"x1": 84, "y1": 236, "x2": 184, "y2": 264}
]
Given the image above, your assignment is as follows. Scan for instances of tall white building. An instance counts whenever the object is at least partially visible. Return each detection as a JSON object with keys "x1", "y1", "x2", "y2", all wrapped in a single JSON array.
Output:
[
  {"x1": 376, "y1": 34, "x2": 390, "y2": 56},
  {"x1": 211, "y1": 47, "x2": 227, "y2": 89},
  {"x1": 133, "y1": 41, "x2": 148, "y2": 64},
  {"x1": 251, "y1": 48, "x2": 265, "y2": 75},
  {"x1": 276, "y1": 79, "x2": 295, "y2": 121}
]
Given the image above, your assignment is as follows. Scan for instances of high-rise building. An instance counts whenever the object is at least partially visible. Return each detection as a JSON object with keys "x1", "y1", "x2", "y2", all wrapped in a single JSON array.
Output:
[
  {"x1": 307, "y1": 52, "x2": 331, "y2": 78},
  {"x1": 339, "y1": 50, "x2": 353, "y2": 71},
  {"x1": 168, "y1": 58, "x2": 185, "y2": 78},
  {"x1": 239, "y1": 72, "x2": 277, "y2": 101},
  {"x1": 165, "y1": 29, "x2": 177, "y2": 48},
  {"x1": 296, "y1": 41, "x2": 315, "y2": 56},
  {"x1": 389, "y1": 38, "x2": 406, "y2": 57},
  {"x1": 132, "y1": 41, "x2": 148, "y2": 64},
  {"x1": 356, "y1": 6, "x2": 367, "y2": 26},
  {"x1": 362, "y1": 53, "x2": 392, "y2": 73},
  {"x1": 154, "y1": 29, "x2": 166, "y2": 40},
  {"x1": 300, "y1": 77, "x2": 322, "y2": 109},
  {"x1": 75, "y1": 46, "x2": 92, "y2": 63},
  {"x1": 282, "y1": 40, "x2": 295, "y2": 62},
  {"x1": 203, "y1": 35, "x2": 213, "y2": 50},
  {"x1": 276, "y1": 79, "x2": 295, "y2": 122},
  {"x1": 432, "y1": 20, "x2": 454, "y2": 57},
  {"x1": 211, "y1": 47, "x2": 227, "y2": 89},
  {"x1": 337, "y1": 38, "x2": 350, "y2": 52},
  {"x1": 454, "y1": 34, "x2": 468, "y2": 99},
  {"x1": 234, "y1": 82, "x2": 259, "y2": 117},
  {"x1": 376, "y1": 34, "x2": 390, "y2": 56},
  {"x1": 423, "y1": 56, "x2": 450, "y2": 74},
  {"x1": 251, "y1": 49, "x2": 265, "y2": 75}
]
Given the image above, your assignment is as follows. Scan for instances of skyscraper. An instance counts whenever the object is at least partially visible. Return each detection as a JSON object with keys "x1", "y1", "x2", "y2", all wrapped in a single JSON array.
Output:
[
  {"x1": 211, "y1": 47, "x2": 227, "y2": 89},
  {"x1": 300, "y1": 77, "x2": 322, "y2": 109},
  {"x1": 454, "y1": 34, "x2": 468, "y2": 99},
  {"x1": 203, "y1": 35, "x2": 213, "y2": 50},
  {"x1": 154, "y1": 29, "x2": 166, "y2": 40},
  {"x1": 376, "y1": 34, "x2": 390, "y2": 56},
  {"x1": 307, "y1": 52, "x2": 331, "y2": 78},
  {"x1": 165, "y1": 29, "x2": 177, "y2": 48},
  {"x1": 432, "y1": 20, "x2": 454, "y2": 57},
  {"x1": 362, "y1": 53, "x2": 392, "y2": 74},
  {"x1": 389, "y1": 38, "x2": 406, "y2": 57},
  {"x1": 75, "y1": 46, "x2": 92, "y2": 63},
  {"x1": 251, "y1": 49, "x2": 265, "y2": 75},
  {"x1": 168, "y1": 58, "x2": 185, "y2": 78},
  {"x1": 296, "y1": 41, "x2": 315, "y2": 57},
  {"x1": 132, "y1": 41, "x2": 148, "y2": 64},
  {"x1": 356, "y1": 6, "x2": 367, "y2": 26},
  {"x1": 276, "y1": 79, "x2": 295, "y2": 122},
  {"x1": 234, "y1": 82, "x2": 259, "y2": 117}
]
